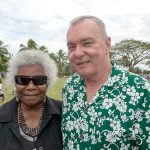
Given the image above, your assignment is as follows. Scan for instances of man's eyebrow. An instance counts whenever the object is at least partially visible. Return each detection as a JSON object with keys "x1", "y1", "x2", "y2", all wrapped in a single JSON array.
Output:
[
  {"x1": 67, "y1": 37, "x2": 94, "y2": 46},
  {"x1": 81, "y1": 37, "x2": 94, "y2": 42},
  {"x1": 67, "y1": 42, "x2": 75, "y2": 46}
]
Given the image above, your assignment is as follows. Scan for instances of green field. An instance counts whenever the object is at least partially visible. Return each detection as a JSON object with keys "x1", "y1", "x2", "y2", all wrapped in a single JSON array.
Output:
[{"x1": 0, "y1": 77, "x2": 67, "y2": 106}]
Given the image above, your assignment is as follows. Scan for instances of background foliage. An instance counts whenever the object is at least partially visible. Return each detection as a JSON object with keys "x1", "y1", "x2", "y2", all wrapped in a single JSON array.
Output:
[{"x1": 1, "y1": 38, "x2": 150, "y2": 75}]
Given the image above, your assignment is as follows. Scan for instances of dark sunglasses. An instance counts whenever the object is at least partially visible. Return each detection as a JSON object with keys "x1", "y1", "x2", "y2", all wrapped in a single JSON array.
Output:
[{"x1": 15, "y1": 75, "x2": 47, "y2": 86}]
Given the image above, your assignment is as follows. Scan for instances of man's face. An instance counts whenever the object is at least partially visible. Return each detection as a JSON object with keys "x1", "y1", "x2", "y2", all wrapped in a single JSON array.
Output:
[{"x1": 67, "y1": 19, "x2": 111, "y2": 79}]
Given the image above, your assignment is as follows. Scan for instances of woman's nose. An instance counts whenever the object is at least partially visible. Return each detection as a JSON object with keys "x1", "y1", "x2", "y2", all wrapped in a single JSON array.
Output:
[{"x1": 26, "y1": 80, "x2": 36, "y2": 89}]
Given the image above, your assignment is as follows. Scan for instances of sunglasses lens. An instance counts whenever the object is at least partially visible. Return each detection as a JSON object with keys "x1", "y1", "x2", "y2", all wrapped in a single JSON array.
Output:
[
  {"x1": 15, "y1": 77, "x2": 29, "y2": 85},
  {"x1": 15, "y1": 76, "x2": 47, "y2": 86},
  {"x1": 33, "y1": 77, "x2": 47, "y2": 85}
]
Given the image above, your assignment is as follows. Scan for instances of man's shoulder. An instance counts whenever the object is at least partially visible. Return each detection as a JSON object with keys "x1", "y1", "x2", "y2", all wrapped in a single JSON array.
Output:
[
  {"x1": 116, "y1": 67, "x2": 150, "y2": 89},
  {"x1": 119, "y1": 67, "x2": 148, "y2": 83},
  {"x1": 112, "y1": 61, "x2": 150, "y2": 88},
  {"x1": 127, "y1": 72, "x2": 150, "y2": 87},
  {"x1": 64, "y1": 73, "x2": 81, "y2": 86}
]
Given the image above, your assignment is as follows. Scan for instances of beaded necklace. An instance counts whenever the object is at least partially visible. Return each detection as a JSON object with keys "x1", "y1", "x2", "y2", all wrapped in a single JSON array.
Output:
[{"x1": 18, "y1": 101, "x2": 45, "y2": 137}]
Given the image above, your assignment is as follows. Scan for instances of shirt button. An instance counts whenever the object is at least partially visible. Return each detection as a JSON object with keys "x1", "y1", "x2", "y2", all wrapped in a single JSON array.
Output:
[
  {"x1": 85, "y1": 108, "x2": 88, "y2": 112},
  {"x1": 80, "y1": 134, "x2": 84, "y2": 138}
]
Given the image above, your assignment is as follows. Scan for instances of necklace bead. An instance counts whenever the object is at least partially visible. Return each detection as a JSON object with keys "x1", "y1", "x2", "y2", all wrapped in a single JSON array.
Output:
[{"x1": 18, "y1": 101, "x2": 45, "y2": 137}]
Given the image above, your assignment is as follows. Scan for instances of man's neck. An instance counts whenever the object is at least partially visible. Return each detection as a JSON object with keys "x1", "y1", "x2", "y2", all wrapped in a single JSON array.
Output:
[
  {"x1": 83, "y1": 62, "x2": 113, "y2": 104},
  {"x1": 84, "y1": 62, "x2": 112, "y2": 87}
]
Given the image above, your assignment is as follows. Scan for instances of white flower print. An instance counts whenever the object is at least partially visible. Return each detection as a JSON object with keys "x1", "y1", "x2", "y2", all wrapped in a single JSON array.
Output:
[
  {"x1": 68, "y1": 140, "x2": 74, "y2": 150},
  {"x1": 143, "y1": 82, "x2": 150, "y2": 92},
  {"x1": 76, "y1": 144, "x2": 80, "y2": 150},
  {"x1": 73, "y1": 117, "x2": 88, "y2": 133},
  {"x1": 115, "y1": 98, "x2": 127, "y2": 113},
  {"x1": 66, "y1": 120, "x2": 74, "y2": 131},
  {"x1": 74, "y1": 76, "x2": 80, "y2": 84},
  {"x1": 88, "y1": 106, "x2": 98, "y2": 125},
  {"x1": 133, "y1": 123, "x2": 142, "y2": 134},
  {"x1": 146, "y1": 136, "x2": 150, "y2": 149},
  {"x1": 145, "y1": 110, "x2": 150, "y2": 123},
  {"x1": 62, "y1": 107, "x2": 68, "y2": 114},
  {"x1": 120, "y1": 143, "x2": 130, "y2": 150},
  {"x1": 127, "y1": 86, "x2": 141, "y2": 105},
  {"x1": 135, "y1": 109, "x2": 143, "y2": 122},
  {"x1": 77, "y1": 92, "x2": 84, "y2": 107},
  {"x1": 93, "y1": 92, "x2": 100, "y2": 100},
  {"x1": 72, "y1": 102, "x2": 80, "y2": 112},
  {"x1": 105, "y1": 131, "x2": 118, "y2": 143},
  {"x1": 62, "y1": 61, "x2": 150, "y2": 150},
  {"x1": 121, "y1": 114, "x2": 129, "y2": 123},
  {"x1": 106, "y1": 75, "x2": 120, "y2": 86},
  {"x1": 73, "y1": 119, "x2": 80, "y2": 134},
  {"x1": 102, "y1": 98, "x2": 113, "y2": 109},
  {"x1": 83, "y1": 133, "x2": 89, "y2": 142},
  {"x1": 91, "y1": 134, "x2": 97, "y2": 144},
  {"x1": 62, "y1": 92, "x2": 68, "y2": 106},
  {"x1": 110, "y1": 118, "x2": 125, "y2": 137},
  {"x1": 67, "y1": 85, "x2": 75, "y2": 100},
  {"x1": 121, "y1": 73, "x2": 128, "y2": 84}
]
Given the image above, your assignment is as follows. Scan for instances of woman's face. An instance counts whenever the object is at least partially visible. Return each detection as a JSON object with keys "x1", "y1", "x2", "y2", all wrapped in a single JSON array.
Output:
[{"x1": 16, "y1": 64, "x2": 48, "y2": 107}]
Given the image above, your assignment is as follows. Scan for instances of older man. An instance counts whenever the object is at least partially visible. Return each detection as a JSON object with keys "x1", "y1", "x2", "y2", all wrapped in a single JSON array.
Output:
[{"x1": 61, "y1": 15, "x2": 150, "y2": 150}]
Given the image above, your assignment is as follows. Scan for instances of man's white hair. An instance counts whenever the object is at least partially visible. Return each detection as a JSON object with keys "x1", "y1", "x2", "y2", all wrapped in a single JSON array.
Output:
[
  {"x1": 7, "y1": 50, "x2": 58, "y2": 89},
  {"x1": 69, "y1": 15, "x2": 108, "y2": 39}
]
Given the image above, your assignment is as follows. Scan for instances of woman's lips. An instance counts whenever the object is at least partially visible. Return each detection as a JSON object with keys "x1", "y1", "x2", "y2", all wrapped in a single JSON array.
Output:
[{"x1": 24, "y1": 94, "x2": 40, "y2": 97}]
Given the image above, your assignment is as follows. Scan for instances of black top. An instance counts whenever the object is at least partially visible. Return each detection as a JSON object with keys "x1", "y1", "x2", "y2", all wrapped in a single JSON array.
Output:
[{"x1": 0, "y1": 96, "x2": 63, "y2": 150}]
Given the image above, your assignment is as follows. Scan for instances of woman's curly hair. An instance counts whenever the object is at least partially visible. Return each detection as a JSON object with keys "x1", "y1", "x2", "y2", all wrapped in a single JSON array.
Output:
[{"x1": 7, "y1": 49, "x2": 58, "y2": 89}]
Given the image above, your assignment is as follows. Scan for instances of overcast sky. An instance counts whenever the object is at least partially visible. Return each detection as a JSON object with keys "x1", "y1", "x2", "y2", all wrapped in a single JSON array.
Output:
[{"x1": 0, "y1": 0, "x2": 150, "y2": 60}]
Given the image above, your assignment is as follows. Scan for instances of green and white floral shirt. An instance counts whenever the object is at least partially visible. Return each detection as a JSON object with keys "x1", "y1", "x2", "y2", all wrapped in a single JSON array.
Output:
[{"x1": 61, "y1": 61, "x2": 150, "y2": 150}]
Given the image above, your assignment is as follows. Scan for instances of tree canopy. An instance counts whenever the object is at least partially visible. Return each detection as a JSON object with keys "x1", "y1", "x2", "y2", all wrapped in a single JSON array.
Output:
[
  {"x1": 1, "y1": 38, "x2": 150, "y2": 74},
  {"x1": 111, "y1": 39, "x2": 150, "y2": 72},
  {"x1": 146, "y1": 60, "x2": 150, "y2": 68},
  {"x1": 0, "y1": 40, "x2": 11, "y2": 71},
  {"x1": 19, "y1": 39, "x2": 38, "y2": 51},
  {"x1": 49, "y1": 49, "x2": 68, "y2": 76}
]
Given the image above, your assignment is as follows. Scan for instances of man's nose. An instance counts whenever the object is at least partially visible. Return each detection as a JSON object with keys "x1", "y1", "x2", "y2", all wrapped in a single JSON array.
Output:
[{"x1": 74, "y1": 45, "x2": 84, "y2": 58}]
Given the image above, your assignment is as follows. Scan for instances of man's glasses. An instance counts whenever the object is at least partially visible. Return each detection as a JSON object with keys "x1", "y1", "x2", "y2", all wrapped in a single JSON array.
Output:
[{"x1": 15, "y1": 75, "x2": 47, "y2": 86}]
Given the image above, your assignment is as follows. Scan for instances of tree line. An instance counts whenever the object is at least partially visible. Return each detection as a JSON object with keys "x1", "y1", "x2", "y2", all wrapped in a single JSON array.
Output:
[
  {"x1": 0, "y1": 38, "x2": 150, "y2": 75},
  {"x1": 0, "y1": 39, "x2": 73, "y2": 76}
]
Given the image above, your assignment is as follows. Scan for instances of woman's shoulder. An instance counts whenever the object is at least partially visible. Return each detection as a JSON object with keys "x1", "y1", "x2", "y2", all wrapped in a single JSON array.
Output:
[
  {"x1": 0, "y1": 98, "x2": 17, "y2": 121},
  {"x1": 0, "y1": 98, "x2": 16, "y2": 110},
  {"x1": 46, "y1": 97, "x2": 62, "y2": 115}
]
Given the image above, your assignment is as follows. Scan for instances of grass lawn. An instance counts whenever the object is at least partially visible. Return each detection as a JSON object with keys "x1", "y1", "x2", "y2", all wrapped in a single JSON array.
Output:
[{"x1": 0, "y1": 77, "x2": 67, "y2": 106}]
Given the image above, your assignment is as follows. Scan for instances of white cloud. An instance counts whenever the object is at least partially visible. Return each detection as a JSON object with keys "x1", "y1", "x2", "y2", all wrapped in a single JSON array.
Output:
[{"x1": 0, "y1": 0, "x2": 150, "y2": 62}]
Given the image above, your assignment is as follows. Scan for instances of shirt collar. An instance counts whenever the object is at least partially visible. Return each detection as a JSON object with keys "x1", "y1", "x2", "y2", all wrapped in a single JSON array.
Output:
[{"x1": 76, "y1": 60, "x2": 124, "y2": 88}]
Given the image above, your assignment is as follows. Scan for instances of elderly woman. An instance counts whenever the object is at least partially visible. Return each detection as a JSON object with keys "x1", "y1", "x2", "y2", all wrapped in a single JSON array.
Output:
[{"x1": 0, "y1": 50, "x2": 62, "y2": 149}]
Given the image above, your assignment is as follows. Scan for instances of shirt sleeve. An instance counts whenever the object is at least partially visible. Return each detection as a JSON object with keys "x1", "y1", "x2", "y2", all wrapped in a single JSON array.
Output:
[{"x1": 135, "y1": 82, "x2": 150, "y2": 149}]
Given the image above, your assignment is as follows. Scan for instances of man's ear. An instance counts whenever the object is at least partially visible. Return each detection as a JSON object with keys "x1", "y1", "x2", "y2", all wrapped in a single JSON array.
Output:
[{"x1": 105, "y1": 37, "x2": 111, "y2": 54}]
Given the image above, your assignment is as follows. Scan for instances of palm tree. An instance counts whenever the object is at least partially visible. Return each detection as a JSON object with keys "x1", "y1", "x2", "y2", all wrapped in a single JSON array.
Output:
[
  {"x1": 56, "y1": 49, "x2": 68, "y2": 75},
  {"x1": 49, "y1": 53, "x2": 57, "y2": 62},
  {"x1": 146, "y1": 60, "x2": 150, "y2": 68},
  {"x1": 49, "y1": 50, "x2": 68, "y2": 76},
  {"x1": 39, "y1": 45, "x2": 49, "y2": 54},
  {"x1": 0, "y1": 40, "x2": 11, "y2": 71},
  {"x1": 19, "y1": 39, "x2": 38, "y2": 51}
]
